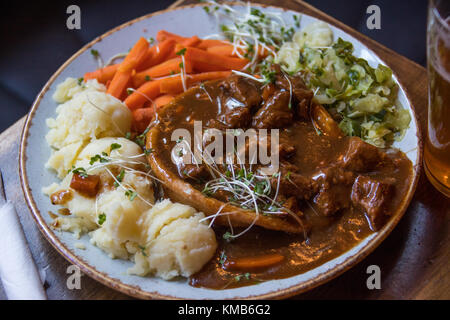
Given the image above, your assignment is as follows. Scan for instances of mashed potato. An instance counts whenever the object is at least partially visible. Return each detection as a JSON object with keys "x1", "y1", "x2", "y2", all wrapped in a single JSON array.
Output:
[
  {"x1": 45, "y1": 78, "x2": 132, "y2": 177},
  {"x1": 44, "y1": 79, "x2": 217, "y2": 280},
  {"x1": 128, "y1": 200, "x2": 217, "y2": 279}
]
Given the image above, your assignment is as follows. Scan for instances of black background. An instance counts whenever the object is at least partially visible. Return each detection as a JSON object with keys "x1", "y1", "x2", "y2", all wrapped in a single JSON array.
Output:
[{"x1": 0, "y1": 0, "x2": 428, "y2": 132}]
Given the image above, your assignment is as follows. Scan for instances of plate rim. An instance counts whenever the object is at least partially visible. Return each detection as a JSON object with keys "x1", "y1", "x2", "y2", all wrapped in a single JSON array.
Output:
[{"x1": 19, "y1": 2, "x2": 423, "y2": 300}]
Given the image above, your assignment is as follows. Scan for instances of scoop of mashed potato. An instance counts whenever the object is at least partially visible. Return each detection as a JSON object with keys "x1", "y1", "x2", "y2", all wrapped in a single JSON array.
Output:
[
  {"x1": 44, "y1": 78, "x2": 217, "y2": 281},
  {"x1": 52, "y1": 77, "x2": 106, "y2": 104},
  {"x1": 46, "y1": 83, "x2": 132, "y2": 151},
  {"x1": 43, "y1": 137, "x2": 154, "y2": 239},
  {"x1": 128, "y1": 200, "x2": 217, "y2": 279}
]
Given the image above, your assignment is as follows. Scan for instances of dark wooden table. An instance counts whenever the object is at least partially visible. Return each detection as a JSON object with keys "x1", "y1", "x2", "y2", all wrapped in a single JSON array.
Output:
[{"x1": 0, "y1": 0, "x2": 448, "y2": 299}]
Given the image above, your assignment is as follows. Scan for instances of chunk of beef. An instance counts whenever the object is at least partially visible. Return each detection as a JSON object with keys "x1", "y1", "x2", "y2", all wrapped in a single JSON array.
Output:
[
  {"x1": 272, "y1": 64, "x2": 313, "y2": 119},
  {"x1": 351, "y1": 175, "x2": 395, "y2": 230},
  {"x1": 294, "y1": 87, "x2": 314, "y2": 119},
  {"x1": 212, "y1": 75, "x2": 262, "y2": 128},
  {"x1": 312, "y1": 166, "x2": 354, "y2": 216},
  {"x1": 220, "y1": 75, "x2": 262, "y2": 107},
  {"x1": 341, "y1": 137, "x2": 386, "y2": 172},
  {"x1": 270, "y1": 164, "x2": 317, "y2": 200},
  {"x1": 252, "y1": 91, "x2": 293, "y2": 129}
]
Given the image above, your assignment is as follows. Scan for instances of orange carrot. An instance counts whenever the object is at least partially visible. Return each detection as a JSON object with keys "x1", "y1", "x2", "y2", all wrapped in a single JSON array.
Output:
[
  {"x1": 140, "y1": 39, "x2": 177, "y2": 70},
  {"x1": 156, "y1": 30, "x2": 185, "y2": 42},
  {"x1": 132, "y1": 108, "x2": 154, "y2": 133},
  {"x1": 197, "y1": 39, "x2": 230, "y2": 49},
  {"x1": 124, "y1": 80, "x2": 162, "y2": 110},
  {"x1": 107, "y1": 37, "x2": 149, "y2": 99},
  {"x1": 180, "y1": 35, "x2": 201, "y2": 47},
  {"x1": 223, "y1": 253, "x2": 284, "y2": 271},
  {"x1": 133, "y1": 57, "x2": 193, "y2": 87},
  {"x1": 133, "y1": 94, "x2": 175, "y2": 131},
  {"x1": 84, "y1": 64, "x2": 119, "y2": 84},
  {"x1": 160, "y1": 71, "x2": 232, "y2": 95},
  {"x1": 185, "y1": 47, "x2": 248, "y2": 72},
  {"x1": 207, "y1": 45, "x2": 271, "y2": 58},
  {"x1": 154, "y1": 94, "x2": 175, "y2": 107}
]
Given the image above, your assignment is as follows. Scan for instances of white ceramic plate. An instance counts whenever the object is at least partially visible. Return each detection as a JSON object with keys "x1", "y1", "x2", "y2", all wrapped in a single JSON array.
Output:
[{"x1": 20, "y1": 3, "x2": 421, "y2": 299}]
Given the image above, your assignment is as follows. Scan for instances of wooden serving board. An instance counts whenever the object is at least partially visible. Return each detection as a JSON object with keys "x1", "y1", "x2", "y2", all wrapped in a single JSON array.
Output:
[{"x1": 0, "y1": 0, "x2": 448, "y2": 300}]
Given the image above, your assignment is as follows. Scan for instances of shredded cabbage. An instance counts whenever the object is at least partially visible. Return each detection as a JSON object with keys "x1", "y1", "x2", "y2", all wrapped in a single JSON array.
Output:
[{"x1": 277, "y1": 24, "x2": 411, "y2": 148}]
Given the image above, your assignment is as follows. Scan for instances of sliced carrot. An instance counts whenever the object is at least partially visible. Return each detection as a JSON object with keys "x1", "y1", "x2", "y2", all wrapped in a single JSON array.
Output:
[
  {"x1": 133, "y1": 57, "x2": 192, "y2": 87},
  {"x1": 107, "y1": 37, "x2": 149, "y2": 99},
  {"x1": 223, "y1": 253, "x2": 284, "y2": 271},
  {"x1": 117, "y1": 37, "x2": 150, "y2": 73},
  {"x1": 197, "y1": 39, "x2": 230, "y2": 49},
  {"x1": 154, "y1": 94, "x2": 175, "y2": 107},
  {"x1": 140, "y1": 39, "x2": 177, "y2": 70},
  {"x1": 107, "y1": 71, "x2": 133, "y2": 100},
  {"x1": 84, "y1": 64, "x2": 119, "y2": 84},
  {"x1": 156, "y1": 30, "x2": 185, "y2": 43},
  {"x1": 160, "y1": 71, "x2": 232, "y2": 95},
  {"x1": 206, "y1": 45, "x2": 271, "y2": 59},
  {"x1": 180, "y1": 35, "x2": 201, "y2": 47},
  {"x1": 132, "y1": 108, "x2": 154, "y2": 133},
  {"x1": 185, "y1": 47, "x2": 248, "y2": 72},
  {"x1": 124, "y1": 80, "x2": 162, "y2": 110},
  {"x1": 206, "y1": 45, "x2": 237, "y2": 57}
]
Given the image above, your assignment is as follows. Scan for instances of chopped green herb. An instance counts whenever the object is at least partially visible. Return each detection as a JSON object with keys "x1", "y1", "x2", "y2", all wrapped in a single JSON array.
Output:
[
  {"x1": 176, "y1": 48, "x2": 187, "y2": 56},
  {"x1": 235, "y1": 272, "x2": 251, "y2": 282},
  {"x1": 90, "y1": 49, "x2": 99, "y2": 58},
  {"x1": 98, "y1": 213, "x2": 106, "y2": 225},
  {"x1": 219, "y1": 251, "x2": 227, "y2": 267},
  {"x1": 145, "y1": 75, "x2": 152, "y2": 81},
  {"x1": 138, "y1": 245, "x2": 147, "y2": 257},
  {"x1": 72, "y1": 167, "x2": 88, "y2": 178},
  {"x1": 114, "y1": 169, "x2": 125, "y2": 187},
  {"x1": 125, "y1": 189, "x2": 137, "y2": 201},
  {"x1": 144, "y1": 147, "x2": 153, "y2": 155},
  {"x1": 110, "y1": 143, "x2": 122, "y2": 152},
  {"x1": 223, "y1": 231, "x2": 233, "y2": 241}
]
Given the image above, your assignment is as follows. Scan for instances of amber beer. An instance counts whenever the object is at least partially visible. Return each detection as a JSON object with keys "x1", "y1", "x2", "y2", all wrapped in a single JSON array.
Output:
[{"x1": 425, "y1": 0, "x2": 450, "y2": 197}]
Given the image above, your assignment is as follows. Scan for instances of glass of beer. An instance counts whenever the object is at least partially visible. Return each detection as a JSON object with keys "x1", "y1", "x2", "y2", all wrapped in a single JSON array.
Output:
[{"x1": 425, "y1": 0, "x2": 450, "y2": 197}]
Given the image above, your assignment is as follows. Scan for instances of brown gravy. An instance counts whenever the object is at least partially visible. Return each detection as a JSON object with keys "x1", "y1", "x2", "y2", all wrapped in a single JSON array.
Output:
[{"x1": 151, "y1": 76, "x2": 413, "y2": 289}]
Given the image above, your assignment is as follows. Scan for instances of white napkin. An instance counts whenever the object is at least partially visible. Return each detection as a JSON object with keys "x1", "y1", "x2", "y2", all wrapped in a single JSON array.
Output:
[{"x1": 0, "y1": 201, "x2": 47, "y2": 300}]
